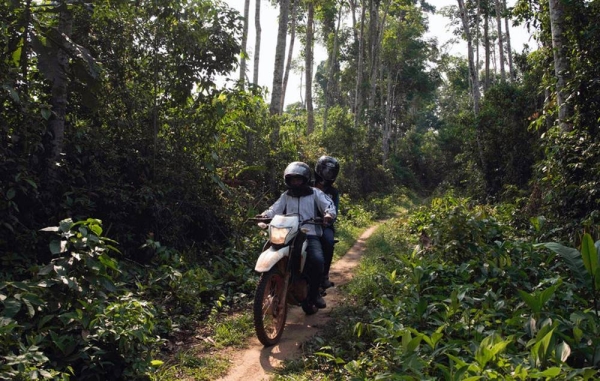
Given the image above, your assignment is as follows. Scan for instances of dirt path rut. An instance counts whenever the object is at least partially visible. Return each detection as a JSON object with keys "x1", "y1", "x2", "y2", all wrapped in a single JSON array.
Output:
[{"x1": 217, "y1": 224, "x2": 380, "y2": 381}]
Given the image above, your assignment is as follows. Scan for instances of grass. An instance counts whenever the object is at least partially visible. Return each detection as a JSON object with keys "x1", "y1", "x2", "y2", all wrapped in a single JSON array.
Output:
[{"x1": 153, "y1": 311, "x2": 254, "y2": 380}]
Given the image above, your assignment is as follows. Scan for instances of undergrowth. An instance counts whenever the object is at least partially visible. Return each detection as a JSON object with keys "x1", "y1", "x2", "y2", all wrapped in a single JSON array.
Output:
[{"x1": 277, "y1": 193, "x2": 600, "y2": 380}]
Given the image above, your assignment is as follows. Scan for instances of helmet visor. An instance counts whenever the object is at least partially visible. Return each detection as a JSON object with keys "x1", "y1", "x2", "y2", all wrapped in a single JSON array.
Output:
[{"x1": 320, "y1": 165, "x2": 337, "y2": 181}]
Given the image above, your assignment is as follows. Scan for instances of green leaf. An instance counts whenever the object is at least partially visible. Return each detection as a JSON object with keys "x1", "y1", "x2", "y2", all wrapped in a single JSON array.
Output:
[
  {"x1": 555, "y1": 341, "x2": 571, "y2": 363},
  {"x1": 537, "y1": 242, "x2": 589, "y2": 288},
  {"x1": 2, "y1": 298, "x2": 21, "y2": 317},
  {"x1": 581, "y1": 233, "x2": 598, "y2": 277},
  {"x1": 41, "y1": 107, "x2": 52, "y2": 120},
  {"x1": 6, "y1": 188, "x2": 15, "y2": 200}
]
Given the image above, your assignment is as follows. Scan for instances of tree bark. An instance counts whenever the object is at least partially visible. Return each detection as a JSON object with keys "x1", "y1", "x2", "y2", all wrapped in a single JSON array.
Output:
[
  {"x1": 484, "y1": 6, "x2": 490, "y2": 90},
  {"x1": 253, "y1": 0, "x2": 262, "y2": 85},
  {"x1": 280, "y1": 0, "x2": 297, "y2": 113},
  {"x1": 457, "y1": 0, "x2": 485, "y2": 176},
  {"x1": 323, "y1": 3, "x2": 343, "y2": 132},
  {"x1": 47, "y1": 4, "x2": 72, "y2": 183},
  {"x1": 269, "y1": 0, "x2": 289, "y2": 116},
  {"x1": 239, "y1": 0, "x2": 250, "y2": 83},
  {"x1": 548, "y1": 0, "x2": 571, "y2": 130},
  {"x1": 305, "y1": 1, "x2": 315, "y2": 134},
  {"x1": 353, "y1": 0, "x2": 366, "y2": 129},
  {"x1": 503, "y1": 0, "x2": 513, "y2": 81},
  {"x1": 457, "y1": 0, "x2": 480, "y2": 114},
  {"x1": 494, "y1": 0, "x2": 506, "y2": 81}
]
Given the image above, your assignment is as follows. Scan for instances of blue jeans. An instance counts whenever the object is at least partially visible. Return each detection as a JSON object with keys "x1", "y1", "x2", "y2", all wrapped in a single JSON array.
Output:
[
  {"x1": 321, "y1": 227, "x2": 335, "y2": 280},
  {"x1": 305, "y1": 236, "x2": 324, "y2": 300}
]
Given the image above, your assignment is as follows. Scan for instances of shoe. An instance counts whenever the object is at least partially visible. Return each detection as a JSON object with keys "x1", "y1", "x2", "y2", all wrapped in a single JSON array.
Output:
[
  {"x1": 321, "y1": 279, "x2": 334, "y2": 289},
  {"x1": 314, "y1": 295, "x2": 326, "y2": 309}
]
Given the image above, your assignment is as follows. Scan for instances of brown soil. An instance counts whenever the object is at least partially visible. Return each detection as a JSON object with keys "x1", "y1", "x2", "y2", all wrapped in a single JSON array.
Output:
[{"x1": 216, "y1": 224, "x2": 380, "y2": 381}]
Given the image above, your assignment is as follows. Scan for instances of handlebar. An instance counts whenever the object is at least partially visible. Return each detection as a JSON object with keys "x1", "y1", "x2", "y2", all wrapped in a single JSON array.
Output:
[{"x1": 248, "y1": 215, "x2": 331, "y2": 227}]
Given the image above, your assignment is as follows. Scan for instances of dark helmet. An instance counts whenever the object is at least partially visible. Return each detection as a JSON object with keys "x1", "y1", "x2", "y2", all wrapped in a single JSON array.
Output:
[
  {"x1": 315, "y1": 156, "x2": 340, "y2": 185},
  {"x1": 283, "y1": 161, "x2": 311, "y2": 189}
]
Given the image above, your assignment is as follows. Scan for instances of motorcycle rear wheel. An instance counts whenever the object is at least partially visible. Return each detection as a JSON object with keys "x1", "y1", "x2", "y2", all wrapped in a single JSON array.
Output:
[{"x1": 254, "y1": 267, "x2": 288, "y2": 346}]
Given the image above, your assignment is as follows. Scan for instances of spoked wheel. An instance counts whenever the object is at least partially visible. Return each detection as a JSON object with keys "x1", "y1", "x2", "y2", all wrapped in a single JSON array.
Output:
[{"x1": 253, "y1": 267, "x2": 288, "y2": 346}]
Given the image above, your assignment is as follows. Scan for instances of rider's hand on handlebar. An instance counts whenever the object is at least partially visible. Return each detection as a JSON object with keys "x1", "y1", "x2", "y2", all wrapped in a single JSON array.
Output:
[{"x1": 323, "y1": 215, "x2": 333, "y2": 226}]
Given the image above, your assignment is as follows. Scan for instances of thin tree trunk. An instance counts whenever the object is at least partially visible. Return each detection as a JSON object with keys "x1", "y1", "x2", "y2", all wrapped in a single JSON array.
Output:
[
  {"x1": 548, "y1": 0, "x2": 571, "y2": 130},
  {"x1": 382, "y1": 68, "x2": 393, "y2": 166},
  {"x1": 269, "y1": 0, "x2": 289, "y2": 116},
  {"x1": 368, "y1": 0, "x2": 390, "y2": 113},
  {"x1": 20, "y1": 0, "x2": 32, "y2": 154},
  {"x1": 503, "y1": 0, "x2": 513, "y2": 81},
  {"x1": 280, "y1": 0, "x2": 297, "y2": 113},
  {"x1": 47, "y1": 5, "x2": 72, "y2": 183},
  {"x1": 240, "y1": 0, "x2": 250, "y2": 83},
  {"x1": 494, "y1": 0, "x2": 505, "y2": 81},
  {"x1": 253, "y1": 0, "x2": 262, "y2": 84},
  {"x1": 457, "y1": 0, "x2": 481, "y2": 114},
  {"x1": 484, "y1": 8, "x2": 490, "y2": 90},
  {"x1": 457, "y1": 0, "x2": 485, "y2": 176},
  {"x1": 476, "y1": 0, "x2": 481, "y2": 90},
  {"x1": 305, "y1": 1, "x2": 315, "y2": 134},
  {"x1": 354, "y1": 0, "x2": 366, "y2": 129},
  {"x1": 323, "y1": 3, "x2": 343, "y2": 132},
  {"x1": 366, "y1": 0, "x2": 378, "y2": 110}
]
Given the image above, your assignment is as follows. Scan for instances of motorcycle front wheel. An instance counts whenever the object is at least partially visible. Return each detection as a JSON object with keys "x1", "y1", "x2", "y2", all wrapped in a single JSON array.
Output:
[{"x1": 254, "y1": 267, "x2": 288, "y2": 346}]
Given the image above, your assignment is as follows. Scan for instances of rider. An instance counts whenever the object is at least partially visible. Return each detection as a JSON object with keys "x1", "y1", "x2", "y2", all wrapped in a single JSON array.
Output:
[
  {"x1": 313, "y1": 155, "x2": 340, "y2": 290},
  {"x1": 260, "y1": 161, "x2": 336, "y2": 309}
]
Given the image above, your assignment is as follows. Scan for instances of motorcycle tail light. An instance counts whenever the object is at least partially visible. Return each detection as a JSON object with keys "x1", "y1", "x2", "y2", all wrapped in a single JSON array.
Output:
[{"x1": 270, "y1": 227, "x2": 290, "y2": 245}]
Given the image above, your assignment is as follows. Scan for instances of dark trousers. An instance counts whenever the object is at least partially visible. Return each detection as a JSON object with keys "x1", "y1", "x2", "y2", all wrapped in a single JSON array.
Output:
[
  {"x1": 305, "y1": 236, "x2": 324, "y2": 300},
  {"x1": 321, "y1": 227, "x2": 335, "y2": 280}
]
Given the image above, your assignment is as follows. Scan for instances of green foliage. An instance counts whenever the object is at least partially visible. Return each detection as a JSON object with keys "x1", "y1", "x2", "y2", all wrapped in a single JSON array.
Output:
[
  {"x1": 532, "y1": 127, "x2": 600, "y2": 237},
  {"x1": 0, "y1": 218, "x2": 163, "y2": 380},
  {"x1": 289, "y1": 196, "x2": 600, "y2": 379}
]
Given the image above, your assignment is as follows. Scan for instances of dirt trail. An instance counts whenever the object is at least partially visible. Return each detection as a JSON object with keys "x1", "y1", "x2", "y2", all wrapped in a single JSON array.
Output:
[{"x1": 217, "y1": 224, "x2": 380, "y2": 381}]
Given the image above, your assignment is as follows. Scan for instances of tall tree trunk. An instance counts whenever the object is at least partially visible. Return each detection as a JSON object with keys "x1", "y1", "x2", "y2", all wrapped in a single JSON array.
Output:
[
  {"x1": 280, "y1": 0, "x2": 297, "y2": 113},
  {"x1": 503, "y1": 0, "x2": 513, "y2": 81},
  {"x1": 476, "y1": 0, "x2": 481, "y2": 90},
  {"x1": 305, "y1": 1, "x2": 315, "y2": 134},
  {"x1": 269, "y1": 0, "x2": 289, "y2": 116},
  {"x1": 368, "y1": 0, "x2": 390, "y2": 114},
  {"x1": 457, "y1": 0, "x2": 485, "y2": 176},
  {"x1": 240, "y1": 0, "x2": 250, "y2": 83},
  {"x1": 253, "y1": 0, "x2": 262, "y2": 85},
  {"x1": 323, "y1": 3, "x2": 343, "y2": 132},
  {"x1": 354, "y1": 0, "x2": 366, "y2": 129},
  {"x1": 484, "y1": 7, "x2": 490, "y2": 90},
  {"x1": 382, "y1": 68, "x2": 394, "y2": 166},
  {"x1": 366, "y1": 0, "x2": 378, "y2": 111},
  {"x1": 47, "y1": 4, "x2": 72, "y2": 183},
  {"x1": 494, "y1": 0, "x2": 505, "y2": 81},
  {"x1": 548, "y1": 0, "x2": 571, "y2": 130},
  {"x1": 457, "y1": 0, "x2": 481, "y2": 114},
  {"x1": 20, "y1": 0, "x2": 32, "y2": 154}
]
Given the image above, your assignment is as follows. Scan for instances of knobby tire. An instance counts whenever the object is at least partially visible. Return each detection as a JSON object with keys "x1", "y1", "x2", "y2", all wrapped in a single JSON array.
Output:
[{"x1": 254, "y1": 267, "x2": 288, "y2": 346}]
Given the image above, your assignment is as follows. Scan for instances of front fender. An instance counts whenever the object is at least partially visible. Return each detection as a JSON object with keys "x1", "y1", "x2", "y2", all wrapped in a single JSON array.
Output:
[{"x1": 255, "y1": 246, "x2": 290, "y2": 272}]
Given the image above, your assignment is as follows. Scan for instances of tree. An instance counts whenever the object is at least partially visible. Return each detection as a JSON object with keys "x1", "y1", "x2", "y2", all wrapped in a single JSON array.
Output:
[
  {"x1": 270, "y1": 0, "x2": 290, "y2": 116},
  {"x1": 281, "y1": 0, "x2": 298, "y2": 112},
  {"x1": 240, "y1": 0, "x2": 251, "y2": 83},
  {"x1": 305, "y1": 0, "x2": 315, "y2": 134},
  {"x1": 494, "y1": 0, "x2": 506, "y2": 81},
  {"x1": 548, "y1": 0, "x2": 571, "y2": 130},
  {"x1": 254, "y1": 0, "x2": 262, "y2": 84},
  {"x1": 456, "y1": 0, "x2": 481, "y2": 114}
]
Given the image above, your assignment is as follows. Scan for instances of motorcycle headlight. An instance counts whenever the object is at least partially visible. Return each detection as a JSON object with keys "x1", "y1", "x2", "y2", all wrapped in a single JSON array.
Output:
[{"x1": 270, "y1": 226, "x2": 291, "y2": 245}]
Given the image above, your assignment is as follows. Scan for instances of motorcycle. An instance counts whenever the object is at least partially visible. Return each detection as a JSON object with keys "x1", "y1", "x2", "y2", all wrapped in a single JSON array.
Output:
[{"x1": 251, "y1": 214, "x2": 324, "y2": 346}]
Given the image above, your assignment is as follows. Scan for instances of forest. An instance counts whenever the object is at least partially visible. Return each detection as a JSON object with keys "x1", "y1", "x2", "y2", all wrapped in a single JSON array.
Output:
[{"x1": 1, "y1": 0, "x2": 599, "y2": 379}]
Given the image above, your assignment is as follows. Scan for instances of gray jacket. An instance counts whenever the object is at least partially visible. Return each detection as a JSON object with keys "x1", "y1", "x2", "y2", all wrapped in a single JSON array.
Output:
[{"x1": 262, "y1": 188, "x2": 336, "y2": 236}]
